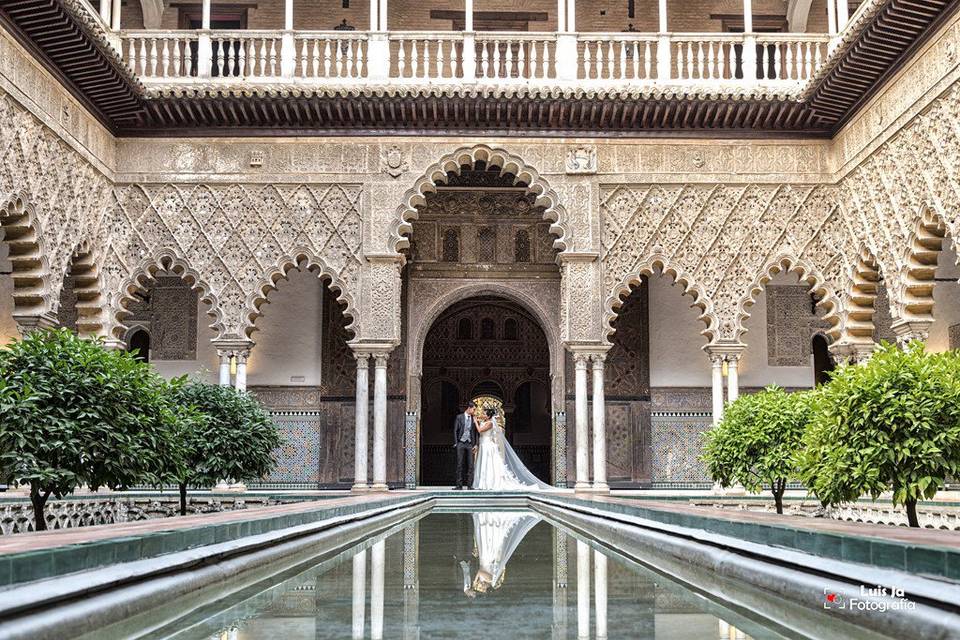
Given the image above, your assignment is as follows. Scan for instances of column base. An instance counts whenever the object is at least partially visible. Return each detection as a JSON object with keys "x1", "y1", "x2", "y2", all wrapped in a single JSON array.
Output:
[
  {"x1": 573, "y1": 481, "x2": 592, "y2": 492},
  {"x1": 224, "y1": 482, "x2": 247, "y2": 493},
  {"x1": 370, "y1": 483, "x2": 390, "y2": 492},
  {"x1": 351, "y1": 483, "x2": 370, "y2": 492},
  {"x1": 590, "y1": 482, "x2": 610, "y2": 494}
]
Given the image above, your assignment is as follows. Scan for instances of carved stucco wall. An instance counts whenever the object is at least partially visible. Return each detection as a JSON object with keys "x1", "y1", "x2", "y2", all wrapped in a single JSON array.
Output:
[{"x1": 3, "y1": 1, "x2": 960, "y2": 363}]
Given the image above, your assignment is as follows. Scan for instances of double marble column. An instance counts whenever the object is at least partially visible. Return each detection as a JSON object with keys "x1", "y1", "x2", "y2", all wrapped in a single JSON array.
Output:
[
  {"x1": 213, "y1": 339, "x2": 254, "y2": 392},
  {"x1": 572, "y1": 348, "x2": 610, "y2": 492},
  {"x1": 705, "y1": 346, "x2": 744, "y2": 425},
  {"x1": 352, "y1": 346, "x2": 394, "y2": 491},
  {"x1": 351, "y1": 539, "x2": 387, "y2": 640},
  {"x1": 575, "y1": 540, "x2": 608, "y2": 640}
]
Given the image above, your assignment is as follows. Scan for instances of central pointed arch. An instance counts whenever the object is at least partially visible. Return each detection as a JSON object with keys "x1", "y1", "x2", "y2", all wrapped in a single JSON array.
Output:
[{"x1": 389, "y1": 144, "x2": 572, "y2": 254}]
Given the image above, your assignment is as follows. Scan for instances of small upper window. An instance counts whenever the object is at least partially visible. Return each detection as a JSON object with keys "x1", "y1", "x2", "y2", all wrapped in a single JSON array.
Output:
[{"x1": 457, "y1": 317, "x2": 472, "y2": 340}]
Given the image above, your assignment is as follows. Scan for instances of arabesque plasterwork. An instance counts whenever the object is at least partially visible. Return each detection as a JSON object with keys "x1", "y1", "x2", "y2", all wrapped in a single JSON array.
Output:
[{"x1": 4, "y1": 5, "x2": 960, "y2": 356}]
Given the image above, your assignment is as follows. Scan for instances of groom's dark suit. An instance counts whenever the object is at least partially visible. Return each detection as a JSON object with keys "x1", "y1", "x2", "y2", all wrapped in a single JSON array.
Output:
[{"x1": 453, "y1": 411, "x2": 479, "y2": 489}]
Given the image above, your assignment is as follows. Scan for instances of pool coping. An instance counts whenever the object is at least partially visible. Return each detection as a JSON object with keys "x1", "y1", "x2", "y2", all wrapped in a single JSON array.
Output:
[
  {"x1": 3, "y1": 489, "x2": 959, "y2": 590},
  {"x1": 0, "y1": 493, "x2": 427, "y2": 590}
]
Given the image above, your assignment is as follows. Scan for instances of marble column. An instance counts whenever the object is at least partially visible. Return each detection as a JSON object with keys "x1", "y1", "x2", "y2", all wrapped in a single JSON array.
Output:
[
  {"x1": 591, "y1": 354, "x2": 608, "y2": 492},
  {"x1": 827, "y1": 0, "x2": 837, "y2": 35},
  {"x1": 710, "y1": 354, "x2": 724, "y2": 424},
  {"x1": 218, "y1": 350, "x2": 232, "y2": 387},
  {"x1": 372, "y1": 352, "x2": 390, "y2": 491},
  {"x1": 110, "y1": 0, "x2": 121, "y2": 29},
  {"x1": 371, "y1": 539, "x2": 386, "y2": 640},
  {"x1": 352, "y1": 549, "x2": 367, "y2": 640},
  {"x1": 354, "y1": 352, "x2": 371, "y2": 491},
  {"x1": 234, "y1": 350, "x2": 249, "y2": 392},
  {"x1": 576, "y1": 540, "x2": 590, "y2": 640},
  {"x1": 836, "y1": 0, "x2": 849, "y2": 30},
  {"x1": 574, "y1": 354, "x2": 590, "y2": 491},
  {"x1": 465, "y1": 0, "x2": 474, "y2": 31},
  {"x1": 594, "y1": 550, "x2": 608, "y2": 640},
  {"x1": 726, "y1": 354, "x2": 739, "y2": 404}
]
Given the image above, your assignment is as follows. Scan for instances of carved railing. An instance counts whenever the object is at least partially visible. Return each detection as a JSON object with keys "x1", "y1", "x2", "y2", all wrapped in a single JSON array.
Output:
[
  {"x1": 118, "y1": 30, "x2": 832, "y2": 87},
  {"x1": 294, "y1": 32, "x2": 369, "y2": 79}
]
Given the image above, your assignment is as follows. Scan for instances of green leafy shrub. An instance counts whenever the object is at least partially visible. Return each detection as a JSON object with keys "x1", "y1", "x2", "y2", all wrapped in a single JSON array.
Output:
[
  {"x1": 0, "y1": 329, "x2": 187, "y2": 530},
  {"x1": 168, "y1": 381, "x2": 281, "y2": 515},
  {"x1": 703, "y1": 386, "x2": 813, "y2": 514},
  {"x1": 798, "y1": 342, "x2": 960, "y2": 527}
]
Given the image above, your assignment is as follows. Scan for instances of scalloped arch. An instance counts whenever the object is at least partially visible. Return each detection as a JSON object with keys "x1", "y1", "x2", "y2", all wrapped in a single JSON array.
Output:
[
  {"x1": 61, "y1": 236, "x2": 107, "y2": 338},
  {"x1": 893, "y1": 206, "x2": 952, "y2": 326},
  {"x1": 0, "y1": 190, "x2": 54, "y2": 326},
  {"x1": 603, "y1": 253, "x2": 718, "y2": 343},
  {"x1": 833, "y1": 244, "x2": 885, "y2": 348},
  {"x1": 111, "y1": 250, "x2": 224, "y2": 341},
  {"x1": 735, "y1": 253, "x2": 843, "y2": 343},
  {"x1": 389, "y1": 144, "x2": 570, "y2": 254},
  {"x1": 244, "y1": 249, "x2": 358, "y2": 340}
]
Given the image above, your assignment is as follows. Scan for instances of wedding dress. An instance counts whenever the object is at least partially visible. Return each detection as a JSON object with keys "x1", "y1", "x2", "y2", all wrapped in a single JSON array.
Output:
[
  {"x1": 469, "y1": 511, "x2": 541, "y2": 591},
  {"x1": 472, "y1": 416, "x2": 555, "y2": 491}
]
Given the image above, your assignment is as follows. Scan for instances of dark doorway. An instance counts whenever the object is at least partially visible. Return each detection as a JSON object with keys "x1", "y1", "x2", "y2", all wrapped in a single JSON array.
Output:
[
  {"x1": 128, "y1": 328, "x2": 151, "y2": 363},
  {"x1": 812, "y1": 334, "x2": 835, "y2": 386},
  {"x1": 419, "y1": 296, "x2": 552, "y2": 486}
]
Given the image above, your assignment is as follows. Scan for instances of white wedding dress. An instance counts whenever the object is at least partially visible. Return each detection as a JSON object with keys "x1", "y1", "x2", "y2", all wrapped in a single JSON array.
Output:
[{"x1": 472, "y1": 416, "x2": 555, "y2": 491}]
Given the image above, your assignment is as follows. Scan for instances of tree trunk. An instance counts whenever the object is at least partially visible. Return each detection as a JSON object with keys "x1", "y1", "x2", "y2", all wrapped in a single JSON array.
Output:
[
  {"x1": 29, "y1": 483, "x2": 49, "y2": 532},
  {"x1": 772, "y1": 478, "x2": 786, "y2": 515},
  {"x1": 179, "y1": 482, "x2": 188, "y2": 516},
  {"x1": 905, "y1": 498, "x2": 919, "y2": 528}
]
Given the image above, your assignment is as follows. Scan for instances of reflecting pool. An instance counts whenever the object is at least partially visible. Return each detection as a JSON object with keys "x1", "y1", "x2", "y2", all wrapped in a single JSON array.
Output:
[{"x1": 94, "y1": 510, "x2": 887, "y2": 639}]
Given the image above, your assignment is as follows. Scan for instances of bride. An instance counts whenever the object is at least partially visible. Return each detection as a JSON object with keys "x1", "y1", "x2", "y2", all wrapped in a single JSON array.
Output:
[{"x1": 472, "y1": 404, "x2": 555, "y2": 491}]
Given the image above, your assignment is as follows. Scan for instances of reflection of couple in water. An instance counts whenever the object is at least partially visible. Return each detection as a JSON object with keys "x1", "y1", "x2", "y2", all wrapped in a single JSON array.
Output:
[{"x1": 457, "y1": 511, "x2": 541, "y2": 598}]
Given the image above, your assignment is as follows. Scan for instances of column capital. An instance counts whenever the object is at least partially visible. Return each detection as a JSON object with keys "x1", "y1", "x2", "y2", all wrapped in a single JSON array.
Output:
[
  {"x1": 212, "y1": 338, "x2": 254, "y2": 357},
  {"x1": 590, "y1": 353, "x2": 606, "y2": 368},
  {"x1": 891, "y1": 319, "x2": 931, "y2": 346},
  {"x1": 351, "y1": 349, "x2": 372, "y2": 366},
  {"x1": 704, "y1": 342, "x2": 746, "y2": 360},
  {"x1": 573, "y1": 352, "x2": 591, "y2": 368},
  {"x1": 828, "y1": 340, "x2": 875, "y2": 365}
]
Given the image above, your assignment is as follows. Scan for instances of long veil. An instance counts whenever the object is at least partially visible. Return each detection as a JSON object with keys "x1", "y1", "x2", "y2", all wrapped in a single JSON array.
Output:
[
  {"x1": 472, "y1": 511, "x2": 542, "y2": 587},
  {"x1": 490, "y1": 416, "x2": 556, "y2": 491}
]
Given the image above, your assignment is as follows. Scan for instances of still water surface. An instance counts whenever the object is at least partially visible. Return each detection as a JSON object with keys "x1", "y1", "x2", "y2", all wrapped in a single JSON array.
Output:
[{"x1": 119, "y1": 511, "x2": 864, "y2": 639}]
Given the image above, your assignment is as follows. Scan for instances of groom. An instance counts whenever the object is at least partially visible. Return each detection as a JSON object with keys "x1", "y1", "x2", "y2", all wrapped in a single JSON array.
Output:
[{"x1": 453, "y1": 403, "x2": 478, "y2": 490}]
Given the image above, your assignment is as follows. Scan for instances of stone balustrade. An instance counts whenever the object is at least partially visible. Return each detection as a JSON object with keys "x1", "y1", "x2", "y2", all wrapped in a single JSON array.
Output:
[
  {"x1": 697, "y1": 499, "x2": 960, "y2": 531},
  {"x1": 117, "y1": 30, "x2": 831, "y2": 87},
  {"x1": 0, "y1": 495, "x2": 277, "y2": 535}
]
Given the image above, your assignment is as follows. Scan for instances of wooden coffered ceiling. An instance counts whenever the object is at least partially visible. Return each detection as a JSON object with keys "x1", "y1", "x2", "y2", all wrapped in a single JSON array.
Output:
[{"x1": 0, "y1": 0, "x2": 956, "y2": 137}]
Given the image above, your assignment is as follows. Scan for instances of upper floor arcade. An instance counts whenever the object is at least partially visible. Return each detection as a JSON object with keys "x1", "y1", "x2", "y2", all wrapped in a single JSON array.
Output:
[{"x1": 0, "y1": 0, "x2": 952, "y2": 134}]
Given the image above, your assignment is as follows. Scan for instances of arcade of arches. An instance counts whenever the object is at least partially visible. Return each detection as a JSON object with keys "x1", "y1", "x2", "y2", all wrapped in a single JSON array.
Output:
[{"x1": 7, "y1": 11, "x2": 960, "y2": 490}]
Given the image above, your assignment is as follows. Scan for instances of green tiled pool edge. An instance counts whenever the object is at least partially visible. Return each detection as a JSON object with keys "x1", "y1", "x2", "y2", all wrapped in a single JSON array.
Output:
[
  {"x1": 0, "y1": 494, "x2": 424, "y2": 589},
  {"x1": 541, "y1": 494, "x2": 960, "y2": 583}
]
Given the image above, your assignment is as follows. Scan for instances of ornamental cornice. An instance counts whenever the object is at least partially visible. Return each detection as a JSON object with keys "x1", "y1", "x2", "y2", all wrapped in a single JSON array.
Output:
[{"x1": 142, "y1": 81, "x2": 806, "y2": 103}]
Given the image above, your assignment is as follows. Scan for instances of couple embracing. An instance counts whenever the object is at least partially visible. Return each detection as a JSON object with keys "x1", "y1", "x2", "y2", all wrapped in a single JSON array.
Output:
[{"x1": 452, "y1": 402, "x2": 553, "y2": 491}]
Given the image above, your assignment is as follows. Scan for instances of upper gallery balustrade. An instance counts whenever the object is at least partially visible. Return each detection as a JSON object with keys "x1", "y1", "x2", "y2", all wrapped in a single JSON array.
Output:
[{"x1": 88, "y1": 0, "x2": 856, "y2": 89}]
